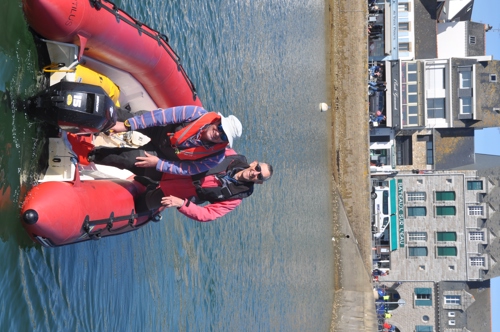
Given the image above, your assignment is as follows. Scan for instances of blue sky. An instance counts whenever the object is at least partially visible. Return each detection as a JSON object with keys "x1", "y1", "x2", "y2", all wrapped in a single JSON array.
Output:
[{"x1": 471, "y1": 1, "x2": 500, "y2": 330}]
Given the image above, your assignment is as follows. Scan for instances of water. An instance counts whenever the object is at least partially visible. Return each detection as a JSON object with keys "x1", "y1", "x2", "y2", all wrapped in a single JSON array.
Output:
[{"x1": 0, "y1": 0, "x2": 334, "y2": 330}]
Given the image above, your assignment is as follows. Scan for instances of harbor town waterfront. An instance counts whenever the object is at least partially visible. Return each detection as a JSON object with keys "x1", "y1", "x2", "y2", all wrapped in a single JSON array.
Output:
[{"x1": 1, "y1": 0, "x2": 377, "y2": 331}]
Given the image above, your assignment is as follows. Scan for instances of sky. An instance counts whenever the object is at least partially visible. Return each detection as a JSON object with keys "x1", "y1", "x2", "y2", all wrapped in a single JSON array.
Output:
[{"x1": 471, "y1": 1, "x2": 500, "y2": 331}]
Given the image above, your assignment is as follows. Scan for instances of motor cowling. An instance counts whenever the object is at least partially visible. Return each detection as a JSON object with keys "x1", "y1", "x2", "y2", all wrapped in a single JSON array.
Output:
[{"x1": 27, "y1": 81, "x2": 117, "y2": 133}]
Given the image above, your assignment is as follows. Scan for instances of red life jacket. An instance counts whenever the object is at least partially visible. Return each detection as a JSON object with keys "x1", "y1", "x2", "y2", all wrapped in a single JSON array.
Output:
[{"x1": 169, "y1": 112, "x2": 228, "y2": 160}]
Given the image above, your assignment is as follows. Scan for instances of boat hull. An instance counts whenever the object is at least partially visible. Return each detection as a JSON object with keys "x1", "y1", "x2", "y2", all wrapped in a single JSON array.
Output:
[
  {"x1": 23, "y1": 0, "x2": 202, "y2": 108},
  {"x1": 21, "y1": 179, "x2": 155, "y2": 247}
]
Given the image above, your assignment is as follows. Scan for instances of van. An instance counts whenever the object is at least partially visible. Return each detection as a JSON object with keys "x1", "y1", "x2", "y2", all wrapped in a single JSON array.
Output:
[{"x1": 372, "y1": 179, "x2": 395, "y2": 238}]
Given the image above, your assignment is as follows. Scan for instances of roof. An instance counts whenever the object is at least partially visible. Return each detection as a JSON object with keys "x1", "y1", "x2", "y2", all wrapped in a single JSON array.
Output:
[
  {"x1": 437, "y1": 0, "x2": 475, "y2": 22},
  {"x1": 414, "y1": 0, "x2": 438, "y2": 59},
  {"x1": 453, "y1": 153, "x2": 500, "y2": 171},
  {"x1": 437, "y1": 280, "x2": 491, "y2": 332},
  {"x1": 450, "y1": 0, "x2": 474, "y2": 21},
  {"x1": 433, "y1": 128, "x2": 475, "y2": 170}
]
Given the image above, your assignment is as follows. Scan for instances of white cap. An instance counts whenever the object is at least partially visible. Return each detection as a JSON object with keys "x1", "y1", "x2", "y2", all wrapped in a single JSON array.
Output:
[{"x1": 219, "y1": 113, "x2": 242, "y2": 147}]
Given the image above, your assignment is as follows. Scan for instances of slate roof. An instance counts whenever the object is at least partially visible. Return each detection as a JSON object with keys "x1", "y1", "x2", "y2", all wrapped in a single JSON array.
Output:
[
  {"x1": 433, "y1": 128, "x2": 475, "y2": 170},
  {"x1": 453, "y1": 153, "x2": 500, "y2": 171},
  {"x1": 414, "y1": 0, "x2": 438, "y2": 59},
  {"x1": 437, "y1": 280, "x2": 491, "y2": 332},
  {"x1": 450, "y1": 0, "x2": 475, "y2": 21}
]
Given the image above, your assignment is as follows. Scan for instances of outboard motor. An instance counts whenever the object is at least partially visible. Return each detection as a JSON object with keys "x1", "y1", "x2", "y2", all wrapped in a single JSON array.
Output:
[{"x1": 26, "y1": 81, "x2": 117, "y2": 133}]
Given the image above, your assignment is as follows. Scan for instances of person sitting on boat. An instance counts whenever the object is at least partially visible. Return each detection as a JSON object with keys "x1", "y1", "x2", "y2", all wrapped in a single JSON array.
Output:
[
  {"x1": 133, "y1": 148, "x2": 273, "y2": 222},
  {"x1": 88, "y1": 106, "x2": 242, "y2": 180}
]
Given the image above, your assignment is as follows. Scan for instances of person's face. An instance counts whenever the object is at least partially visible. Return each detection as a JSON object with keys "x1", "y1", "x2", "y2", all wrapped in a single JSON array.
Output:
[
  {"x1": 241, "y1": 161, "x2": 271, "y2": 184},
  {"x1": 200, "y1": 122, "x2": 227, "y2": 143}
]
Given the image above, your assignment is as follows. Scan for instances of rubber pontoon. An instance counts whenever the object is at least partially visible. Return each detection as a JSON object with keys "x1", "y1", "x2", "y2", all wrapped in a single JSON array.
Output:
[{"x1": 20, "y1": 0, "x2": 203, "y2": 247}]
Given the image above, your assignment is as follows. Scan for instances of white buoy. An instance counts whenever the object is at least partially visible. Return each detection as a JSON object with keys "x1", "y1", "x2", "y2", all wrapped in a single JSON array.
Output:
[{"x1": 319, "y1": 103, "x2": 330, "y2": 112}]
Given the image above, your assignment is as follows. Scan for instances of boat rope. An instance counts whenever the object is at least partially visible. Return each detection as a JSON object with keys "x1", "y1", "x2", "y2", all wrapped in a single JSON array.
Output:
[
  {"x1": 88, "y1": 0, "x2": 199, "y2": 102},
  {"x1": 81, "y1": 209, "x2": 161, "y2": 240}
]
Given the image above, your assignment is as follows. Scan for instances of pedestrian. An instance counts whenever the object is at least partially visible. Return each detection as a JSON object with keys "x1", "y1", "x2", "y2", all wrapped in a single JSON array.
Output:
[
  {"x1": 88, "y1": 106, "x2": 242, "y2": 179},
  {"x1": 133, "y1": 148, "x2": 273, "y2": 221},
  {"x1": 368, "y1": 81, "x2": 387, "y2": 95}
]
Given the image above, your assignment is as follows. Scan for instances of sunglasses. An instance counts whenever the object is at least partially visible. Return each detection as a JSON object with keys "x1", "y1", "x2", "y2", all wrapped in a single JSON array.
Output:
[
  {"x1": 255, "y1": 164, "x2": 264, "y2": 181},
  {"x1": 217, "y1": 124, "x2": 228, "y2": 142}
]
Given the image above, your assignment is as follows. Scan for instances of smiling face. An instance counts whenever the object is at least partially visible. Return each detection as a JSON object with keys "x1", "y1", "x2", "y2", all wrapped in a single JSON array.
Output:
[
  {"x1": 239, "y1": 161, "x2": 271, "y2": 184},
  {"x1": 200, "y1": 122, "x2": 227, "y2": 144}
]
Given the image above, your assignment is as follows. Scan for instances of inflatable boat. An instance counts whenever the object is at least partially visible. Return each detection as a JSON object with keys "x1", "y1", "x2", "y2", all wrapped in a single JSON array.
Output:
[{"x1": 20, "y1": 0, "x2": 203, "y2": 247}]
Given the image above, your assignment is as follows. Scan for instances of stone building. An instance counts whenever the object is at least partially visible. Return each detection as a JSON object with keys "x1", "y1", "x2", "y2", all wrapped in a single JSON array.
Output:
[
  {"x1": 378, "y1": 170, "x2": 493, "y2": 281},
  {"x1": 375, "y1": 280, "x2": 491, "y2": 332},
  {"x1": 372, "y1": 168, "x2": 497, "y2": 331}
]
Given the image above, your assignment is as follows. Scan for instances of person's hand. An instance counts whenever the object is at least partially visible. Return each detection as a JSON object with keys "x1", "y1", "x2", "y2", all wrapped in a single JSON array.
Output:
[
  {"x1": 135, "y1": 152, "x2": 159, "y2": 168},
  {"x1": 111, "y1": 121, "x2": 128, "y2": 132},
  {"x1": 161, "y1": 195, "x2": 184, "y2": 208}
]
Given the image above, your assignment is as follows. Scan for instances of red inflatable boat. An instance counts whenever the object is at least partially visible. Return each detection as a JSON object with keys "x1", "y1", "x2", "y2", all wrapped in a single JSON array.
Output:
[{"x1": 20, "y1": 0, "x2": 203, "y2": 247}]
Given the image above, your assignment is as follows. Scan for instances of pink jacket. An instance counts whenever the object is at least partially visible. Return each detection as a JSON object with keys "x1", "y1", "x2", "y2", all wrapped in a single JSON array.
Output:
[{"x1": 159, "y1": 149, "x2": 242, "y2": 222}]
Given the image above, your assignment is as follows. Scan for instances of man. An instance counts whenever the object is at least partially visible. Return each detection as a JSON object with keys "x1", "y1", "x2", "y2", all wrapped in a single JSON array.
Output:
[
  {"x1": 89, "y1": 106, "x2": 242, "y2": 179},
  {"x1": 134, "y1": 149, "x2": 273, "y2": 222}
]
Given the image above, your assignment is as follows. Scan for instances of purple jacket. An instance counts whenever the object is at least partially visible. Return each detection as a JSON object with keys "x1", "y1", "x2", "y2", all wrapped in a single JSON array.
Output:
[{"x1": 127, "y1": 106, "x2": 225, "y2": 175}]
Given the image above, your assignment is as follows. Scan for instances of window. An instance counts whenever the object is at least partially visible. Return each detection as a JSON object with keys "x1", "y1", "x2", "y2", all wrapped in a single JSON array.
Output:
[
  {"x1": 398, "y1": 3, "x2": 409, "y2": 11},
  {"x1": 436, "y1": 191, "x2": 455, "y2": 201},
  {"x1": 399, "y1": 42, "x2": 410, "y2": 52},
  {"x1": 444, "y1": 295, "x2": 461, "y2": 305},
  {"x1": 468, "y1": 206, "x2": 483, "y2": 216},
  {"x1": 470, "y1": 257, "x2": 485, "y2": 266},
  {"x1": 409, "y1": 247, "x2": 428, "y2": 256},
  {"x1": 408, "y1": 207, "x2": 426, "y2": 216},
  {"x1": 426, "y1": 68, "x2": 445, "y2": 90},
  {"x1": 416, "y1": 326, "x2": 433, "y2": 332},
  {"x1": 436, "y1": 206, "x2": 456, "y2": 216},
  {"x1": 373, "y1": 180, "x2": 389, "y2": 187},
  {"x1": 418, "y1": 135, "x2": 434, "y2": 164},
  {"x1": 407, "y1": 192, "x2": 426, "y2": 201},
  {"x1": 467, "y1": 180, "x2": 483, "y2": 190},
  {"x1": 426, "y1": 141, "x2": 433, "y2": 164},
  {"x1": 469, "y1": 36, "x2": 476, "y2": 44},
  {"x1": 460, "y1": 71, "x2": 472, "y2": 88},
  {"x1": 438, "y1": 247, "x2": 457, "y2": 256},
  {"x1": 437, "y1": 232, "x2": 457, "y2": 241},
  {"x1": 399, "y1": 22, "x2": 409, "y2": 31},
  {"x1": 408, "y1": 105, "x2": 419, "y2": 125},
  {"x1": 414, "y1": 288, "x2": 432, "y2": 306},
  {"x1": 403, "y1": 62, "x2": 419, "y2": 127},
  {"x1": 490, "y1": 74, "x2": 498, "y2": 83},
  {"x1": 427, "y1": 98, "x2": 446, "y2": 118},
  {"x1": 409, "y1": 232, "x2": 427, "y2": 241},
  {"x1": 396, "y1": 135, "x2": 413, "y2": 165},
  {"x1": 382, "y1": 190, "x2": 389, "y2": 214},
  {"x1": 460, "y1": 97, "x2": 472, "y2": 114},
  {"x1": 370, "y1": 136, "x2": 390, "y2": 143},
  {"x1": 469, "y1": 231, "x2": 484, "y2": 241}
]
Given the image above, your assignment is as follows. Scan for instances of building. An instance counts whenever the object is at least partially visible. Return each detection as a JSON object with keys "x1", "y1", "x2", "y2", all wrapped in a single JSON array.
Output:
[
  {"x1": 376, "y1": 280, "x2": 490, "y2": 332},
  {"x1": 372, "y1": 169, "x2": 496, "y2": 331},
  {"x1": 392, "y1": 57, "x2": 500, "y2": 171},
  {"x1": 383, "y1": 170, "x2": 492, "y2": 281}
]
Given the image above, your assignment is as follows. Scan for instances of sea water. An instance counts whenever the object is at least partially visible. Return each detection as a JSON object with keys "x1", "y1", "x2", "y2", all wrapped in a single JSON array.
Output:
[{"x1": 0, "y1": 0, "x2": 334, "y2": 330}]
